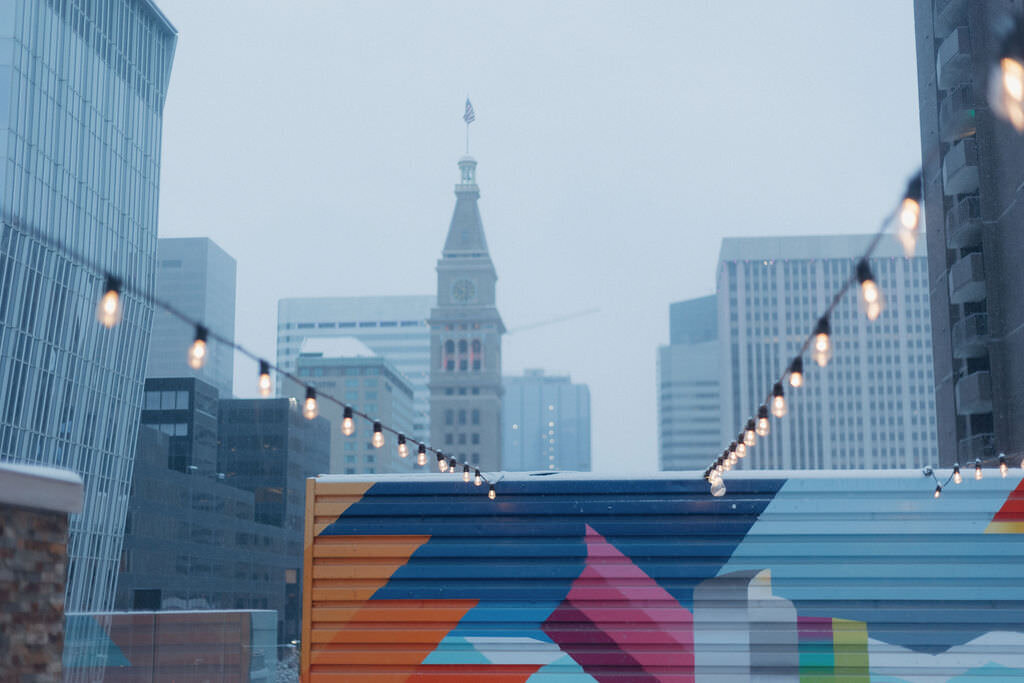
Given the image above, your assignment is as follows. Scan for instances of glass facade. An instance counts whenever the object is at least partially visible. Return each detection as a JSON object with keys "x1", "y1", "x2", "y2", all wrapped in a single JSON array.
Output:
[
  {"x1": 0, "y1": 0, "x2": 175, "y2": 617},
  {"x1": 502, "y1": 369, "x2": 591, "y2": 472}
]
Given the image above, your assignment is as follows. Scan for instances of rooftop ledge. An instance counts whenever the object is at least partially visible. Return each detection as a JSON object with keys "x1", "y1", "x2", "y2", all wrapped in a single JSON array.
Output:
[{"x1": 0, "y1": 462, "x2": 83, "y2": 514}]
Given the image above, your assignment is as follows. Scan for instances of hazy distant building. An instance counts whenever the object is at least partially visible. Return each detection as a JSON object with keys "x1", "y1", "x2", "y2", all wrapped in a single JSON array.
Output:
[
  {"x1": 0, "y1": 0, "x2": 176, "y2": 619},
  {"x1": 718, "y1": 234, "x2": 936, "y2": 470},
  {"x1": 117, "y1": 426, "x2": 295, "y2": 641},
  {"x1": 428, "y1": 156, "x2": 505, "y2": 471},
  {"x1": 277, "y1": 296, "x2": 433, "y2": 445},
  {"x1": 502, "y1": 370, "x2": 590, "y2": 472},
  {"x1": 147, "y1": 238, "x2": 237, "y2": 398},
  {"x1": 284, "y1": 338, "x2": 415, "y2": 474},
  {"x1": 913, "y1": 0, "x2": 1024, "y2": 466},
  {"x1": 658, "y1": 295, "x2": 721, "y2": 471}
]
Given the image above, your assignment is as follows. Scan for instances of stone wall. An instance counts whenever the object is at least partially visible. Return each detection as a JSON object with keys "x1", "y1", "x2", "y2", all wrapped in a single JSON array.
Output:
[{"x1": 0, "y1": 464, "x2": 83, "y2": 683}]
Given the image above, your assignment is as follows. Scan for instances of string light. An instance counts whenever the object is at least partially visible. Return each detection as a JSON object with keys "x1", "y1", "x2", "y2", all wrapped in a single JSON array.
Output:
[
  {"x1": 1000, "y1": 454, "x2": 1008, "y2": 478},
  {"x1": 788, "y1": 357, "x2": 804, "y2": 389},
  {"x1": 341, "y1": 406, "x2": 355, "y2": 436},
  {"x1": 710, "y1": 479, "x2": 726, "y2": 497},
  {"x1": 897, "y1": 174, "x2": 922, "y2": 257},
  {"x1": 991, "y1": 17, "x2": 1024, "y2": 132},
  {"x1": 953, "y1": 463, "x2": 962, "y2": 485},
  {"x1": 811, "y1": 317, "x2": 832, "y2": 367},
  {"x1": 437, "y1": 452, "x2": 448, "y2": 473},
  {"x1": 728, "y1": 443, "x2": 738, "y2": 464},
  {"x1": 975, "y1": 459, "x2": 983, "y2": 481},
  {"x1": 488, "y1": 484, "x2": 496, "y2": 500},
  {"x1": 474, "y1": 469, "x2": 482, "y2": 486},
  {"x1": 463, "y1": 464, "x2": 471, "y2": 483},
  {"x1": 756, "y1": 405, "x2": 770, "y2": 437},
  {"x1": 857, "y1": 260, "x2": 883, "y2": 321},
  {"x1": 771, "y1": 383, "x2": 787, "y2": 418},
  {"x1": 934, "y1": 484, "x2": 942, "y2": 499},
  {"x1": 735, "y1": 436, "x2": 746, "y2": 459},
  {"x1": 258, "y1": 360, "x2": 272, "y2": 397},
  {"x1": 417, "y1": 444, "x2": 427, "y2": 467},
  {"x1": 188, "y1": 325, "x2": 209, "y2": 370},
  {"x1": 397, "y1": 434, "x2": 408, "y2": 459},
  {"x1": 448, "y1": 456, "x2": 458, "y2": 473},
  {"x1": 96, "y1": 275, "x2": 123, "y2": 328},
  {"x1": 372, "y1": 421, "x2": 384, "y2": 449},
  {"x1": 303, "y1": 387, "x2": 318, "y2": 420},
  {"x1": 743, "y1": 419, "x2": 756, "y2": 448}
]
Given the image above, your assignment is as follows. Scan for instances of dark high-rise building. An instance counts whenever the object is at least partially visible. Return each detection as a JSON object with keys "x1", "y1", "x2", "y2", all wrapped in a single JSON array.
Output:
[
  {"x1": 139, "y1": 377, "x2": 219, "y2": 475},
  {"x1": 116, "y1": 426, "x2": 296, "y2": 640},
  {"x1": 428, "y1": 156, "x2": 505, "y2": 472},
  {"x1": 913, "y1": 0, "x2": 1024, "y2": 466}
]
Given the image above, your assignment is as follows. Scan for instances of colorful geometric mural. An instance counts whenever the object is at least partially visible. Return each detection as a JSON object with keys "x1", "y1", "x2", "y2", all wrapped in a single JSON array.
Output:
[{"x1": 303, "y1": 474, "x2": 1024, "y2": 681}]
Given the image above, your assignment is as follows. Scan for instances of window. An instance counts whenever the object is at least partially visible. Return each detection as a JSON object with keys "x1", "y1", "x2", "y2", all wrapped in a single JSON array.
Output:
[
  {"x1": 471, "y1": 409, "x2": 479, "y2": 425},
  {"x1": 458, "y1": 410, "x2": 466, "y2": 425},
  {"x1": 445, "y1": 410, "x2": 454, "y2": 425}
]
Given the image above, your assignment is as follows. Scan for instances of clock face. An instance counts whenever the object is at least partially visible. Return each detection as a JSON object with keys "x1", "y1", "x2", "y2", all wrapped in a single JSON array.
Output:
[{"x1": 451, "y1": 278, "x2": 476, "y2": 304}]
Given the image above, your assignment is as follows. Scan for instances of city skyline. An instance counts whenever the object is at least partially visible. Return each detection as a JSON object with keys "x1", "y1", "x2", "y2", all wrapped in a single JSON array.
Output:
[{"x1": 153, "y1": 0, "x2": 922, "y2": 474}]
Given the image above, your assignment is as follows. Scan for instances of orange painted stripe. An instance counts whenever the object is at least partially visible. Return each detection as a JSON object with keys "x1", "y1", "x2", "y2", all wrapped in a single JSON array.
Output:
[
  {"x1": 985, "y1": 520, "x2": 1024, "y2": 534},
  {"x1": 302, "y1": 477, "x2": 316, "y2": 682}
]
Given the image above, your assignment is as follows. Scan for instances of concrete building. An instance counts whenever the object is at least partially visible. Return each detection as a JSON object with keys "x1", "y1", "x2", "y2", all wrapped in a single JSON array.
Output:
[
  {"x1": 428, "y1": 156, "x2": 505, "y2": 471},
  {"x1": 913, "y1": 0, "x2": 1024, "y2": 466},
  {"x1": 147, "y1": 238, "x2": 237, "y2": 398},
  {"x1": 277, "y1": 296, "x2": 433, "y2": 446},
  {"x1": 502, "y1": 369, "x2": 591, "y2": 472},
  {"x1": 718, "y1": 234, "x2": 936, "y2": 470},
  {"x1": 0, "y1": 0, "x2": 176, "y2": 617},
  {"x1": 658, "y1": 295, "x2": 721, "y2": 471},
  {"x1": 284, "y1": 337, "x2": 416, "y2": 474},
  {"x1": 116, "y1": 426, "x2": 297, "y2": 641}
]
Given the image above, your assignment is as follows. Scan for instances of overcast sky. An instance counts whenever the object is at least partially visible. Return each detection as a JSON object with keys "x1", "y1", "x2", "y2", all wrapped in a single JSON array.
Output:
[{"x1": 155, "y1": 0, "x2": 922, "y2": 474}]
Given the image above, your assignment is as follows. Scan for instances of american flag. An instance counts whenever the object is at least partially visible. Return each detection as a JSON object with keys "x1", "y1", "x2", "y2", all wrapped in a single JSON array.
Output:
[{"x1": 463, "y1": 98, "x2": 475, "y2": 125}]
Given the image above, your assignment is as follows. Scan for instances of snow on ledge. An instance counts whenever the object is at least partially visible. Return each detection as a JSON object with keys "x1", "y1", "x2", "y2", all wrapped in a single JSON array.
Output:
[{"x1": 0, "y1": 461, "x2": 83, "y2": 514}]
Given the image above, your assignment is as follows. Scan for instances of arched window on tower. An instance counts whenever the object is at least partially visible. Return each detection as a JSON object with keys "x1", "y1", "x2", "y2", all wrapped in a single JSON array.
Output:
[
  {"x1": 471, "y1": 339, "x2": 482, "y2": 371},
  {"x1": 443, "y1": 340, "x2": 455, "y2": 371},
  {"x1": 458, "y1": 339, "x2": 469, "y2": 371}
]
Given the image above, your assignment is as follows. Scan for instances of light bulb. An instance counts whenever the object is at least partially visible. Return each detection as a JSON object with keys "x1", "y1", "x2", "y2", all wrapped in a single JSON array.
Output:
[
  {"x1": 788, "y1": 357, "x2": 804, "y2": 388},
  {"x1": 397, "y1": 434, "x2": 408, "y2": 459},
  {"x1": 188, "y1": 326, "x2": 208, "y2": 370},
  {"x1": 417, "y1": 444, "x2": 427, "y2": 467},
  {"x1": 756, "y1": 405, "x2": 770, "y2": 437},
  {"x1": 474, "y1": 469, "x2": 482, "y2": 486},
  {"x1": 811, "y1": 317, "x2": 832, "y2": 368},
  {"x1": 736, "y1": 441, "x2": 746, "y2": 459},
  {"x1": 258, "y1": 360, "x2": 272, "y2": 397},
  {"x1": 341, "y1": 407, "x2": 355, "y2": 436},
  {"x1": 1004, "y1": 56, "x2": 1024, "y2": 102},
  {"x1": 743, "y1": 419, "x2": 756, "y2": 448},
  {"x1": 303, "y1": 388, "x2": 318, "y2": 420},
  {"x1": 710, "y1": 480, "x2": 726, "y2": 497},
  {"x1": 437, "y1": 453, "x2": 448, "y2": 472},
  {"x1": 449, "y1": 457, "x2": 458, "y2": 473},
  {"x1": 934, "y1": 484, "x2": 942, "y2": 499},
  {"x1": 975, "y1": 459, "x2": 983, "y2": 480},
  {"x1": 857, "y1": 260, "x2": 884, "y2": 321},
  {"x1": 97, "y1": 275, "x2": 123, "y2": 328},
  {"x1": 897, "y1": 174, "x2": 922, "y2": 257},
  {"x1": 463, "y1": 464, "x2": 471, "y2": 483},
  {"x1": 723, "y1": 455, "x2": 734, "y2": 472},
  {"x1": 1000, "y1": 454, "x2": 1008, "y2": 478},
  {"x1": 953, "y1": 463, "x2": 962, "y2": 485},
  {"x1": 488, "y1": 485, "x2": 496, "y2": 500},
  {"x1": 771, "y1": 383, "x2": 787, "y2": 418},
  {"x1": 992, "y1": 54, "x2": 1024, "y2": 132},
  {"x1": 372, "y1": 421, "x2": 384, "y2": 449},
  {"x1": 728, "y1": 443, "x2": 738, "y2": 464}
]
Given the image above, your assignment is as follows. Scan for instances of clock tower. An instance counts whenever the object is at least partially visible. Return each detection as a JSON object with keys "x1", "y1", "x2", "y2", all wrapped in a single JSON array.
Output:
[{"x1": 428, "y1": 155, "x2": 505, "y2": 472}]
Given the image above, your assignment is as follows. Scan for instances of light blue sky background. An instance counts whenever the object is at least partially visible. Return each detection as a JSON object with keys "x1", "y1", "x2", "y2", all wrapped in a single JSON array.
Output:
[{"x1": 155, "y1": 1, "x2": 922, "y2": 474}]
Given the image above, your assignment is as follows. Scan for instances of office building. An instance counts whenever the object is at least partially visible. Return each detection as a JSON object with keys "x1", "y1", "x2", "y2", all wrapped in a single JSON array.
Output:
[
  {"x1": 428, "y1": 156, "x2": 505, "y2": 471},
  {"x1": 913, "y1": 0, "x2": 1024, "y2": 466},
  {"x1": 116, "y1": 426, "x2": 296, "y2": 640},
  {"x1": 0, "y1": 0, "x2": 176, "y2": 616},
  {"x1": 277, "y1": 296, "x2": 433, "y2": 445},
  {"x1": 147, "y1": 238, "x2": 237, "y2": 398},
  {"x1": 139, "y1": 377, "x2": 219, "y2": 474},
  {"x1": 718, "y1": 234, "x2": 936, "y2": 470},
  {"x1": 502, "y1": 369, "x2": 590, "y2": 471},
  {"x1": 658, "y1": 295, "x2": 721, "y2": 471},
  {"x1": 283, "y1": 337, "x2": 415, "y2": 474}
]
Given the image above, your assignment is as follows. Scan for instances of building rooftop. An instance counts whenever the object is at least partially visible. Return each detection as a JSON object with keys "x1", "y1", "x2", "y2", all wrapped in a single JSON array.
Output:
[
  {"x1": 718, "y1": 232, "x2": 927, "y2": 263},
  {"x1": 300, "y1": 337, "x2": 377, "y2": 359}
]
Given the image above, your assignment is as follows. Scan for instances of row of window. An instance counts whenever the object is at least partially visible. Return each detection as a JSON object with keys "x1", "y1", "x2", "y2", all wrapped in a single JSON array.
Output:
[
  {"x1": 285, "y1": 320, "x2": 425, "y2": 330},
  {"x1": 445, "y1": 409, "x2": 481, "y2": 425}
]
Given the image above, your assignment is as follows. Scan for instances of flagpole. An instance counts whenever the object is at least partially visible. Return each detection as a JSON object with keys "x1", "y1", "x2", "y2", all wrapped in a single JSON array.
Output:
[{"x1": 466, "y1": 122, "x2": 470, "y2": 154}]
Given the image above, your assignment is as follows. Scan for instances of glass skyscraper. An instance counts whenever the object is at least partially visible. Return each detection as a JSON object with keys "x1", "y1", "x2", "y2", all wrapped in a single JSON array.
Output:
[{"x1": 0, "y1": 0, "x2": 176, "y2": 617}]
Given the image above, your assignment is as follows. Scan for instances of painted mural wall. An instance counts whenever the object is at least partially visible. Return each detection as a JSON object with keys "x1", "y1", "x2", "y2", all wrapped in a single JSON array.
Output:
[{"x1": 302, "y1": 473, "x2": 1024, "y2": 681}]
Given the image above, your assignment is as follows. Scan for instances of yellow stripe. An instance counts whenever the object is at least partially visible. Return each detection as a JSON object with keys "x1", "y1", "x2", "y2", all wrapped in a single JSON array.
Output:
[{"x1": 832, "y1": 618, "x2": 869, "y2": 681}]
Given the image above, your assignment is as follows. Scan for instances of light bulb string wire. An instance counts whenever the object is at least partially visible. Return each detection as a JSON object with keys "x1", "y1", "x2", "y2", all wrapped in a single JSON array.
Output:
[
  {"x1": 706, "y1": 188, "x2": 908, "y2": 483},
  {"x1": 5, "y1": 218, "x2": 497, "y2": 489}
]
